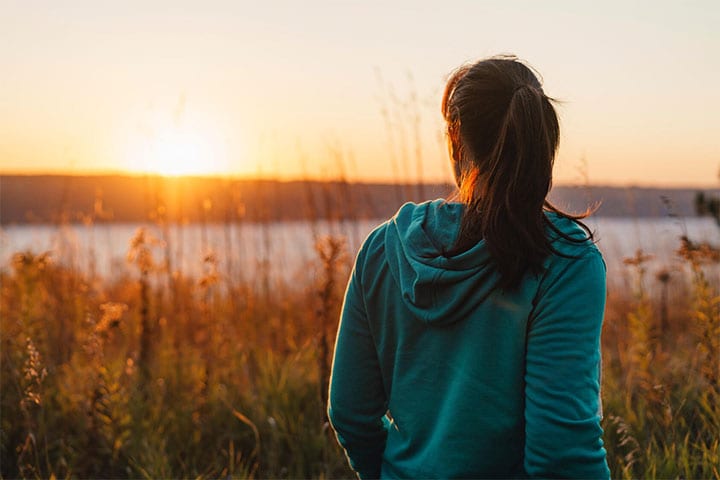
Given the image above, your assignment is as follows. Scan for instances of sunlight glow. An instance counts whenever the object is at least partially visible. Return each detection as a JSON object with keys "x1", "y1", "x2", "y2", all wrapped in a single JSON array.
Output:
[
  {"x1": 125, "y1": 120, "x2": 232, "y2": 177},
  {"x1": 147, "y1": 129, "x2": 210, "y2": 176}
]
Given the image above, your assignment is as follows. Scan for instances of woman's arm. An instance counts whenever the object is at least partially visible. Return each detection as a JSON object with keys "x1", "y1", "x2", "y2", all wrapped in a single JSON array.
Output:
[
  {"x1": 328, "y1": 252, "x2": 388, "y2": 479},
  {"x1": 524, "y1": 249, "x2": 610, "y2": 479}
]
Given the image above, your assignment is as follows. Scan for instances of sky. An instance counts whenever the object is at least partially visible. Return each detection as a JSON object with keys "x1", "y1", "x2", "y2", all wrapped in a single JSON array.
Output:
[{"x1": 1, "y1": 0, "x2": 719, "y2": 186}]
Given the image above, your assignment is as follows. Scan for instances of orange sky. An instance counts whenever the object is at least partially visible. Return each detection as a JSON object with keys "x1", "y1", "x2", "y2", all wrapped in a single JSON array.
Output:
[{"x1": 1, "y1": 1, "x2": 718, "y2": 186}]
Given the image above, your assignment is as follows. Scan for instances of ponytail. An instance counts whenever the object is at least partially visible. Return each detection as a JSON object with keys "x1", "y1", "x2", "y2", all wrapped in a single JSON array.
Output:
[{"x1": 443, "y1": 56, "x2": 593, "y2": 291}]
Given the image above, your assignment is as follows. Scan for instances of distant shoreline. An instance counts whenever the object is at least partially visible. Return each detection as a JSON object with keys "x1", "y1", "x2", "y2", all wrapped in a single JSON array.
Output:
[
  {"x1": 1, "y1": 174, "x2": 718, "y2": 225},
  {"x1": 0, "y1": 172, "x2": 717, "y2": 190}
]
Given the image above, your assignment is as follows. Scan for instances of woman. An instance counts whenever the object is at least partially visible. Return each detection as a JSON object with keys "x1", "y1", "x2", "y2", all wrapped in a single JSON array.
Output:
[{"x1": 328, "y1": 56, "x2": 610, "y2": 479}]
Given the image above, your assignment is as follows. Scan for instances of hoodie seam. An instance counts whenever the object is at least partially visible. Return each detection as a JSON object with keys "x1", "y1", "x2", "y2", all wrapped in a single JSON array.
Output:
[
  {"x1": 427, "y1": 269, "x2": 444, "y2": 323},
  {"x1": 356, "y1": 226, "x2": 394, "y2": 404},
  {"x1": 529, "y1": 247, "x2": 603, "y2": 327}
]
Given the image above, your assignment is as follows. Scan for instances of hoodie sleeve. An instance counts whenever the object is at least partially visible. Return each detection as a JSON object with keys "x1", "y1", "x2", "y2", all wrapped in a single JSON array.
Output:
[
  {"x1": 524, "y1": 248, "x2": 610, "y2": 479},
  {"x1": 328, "y1": 242, "x2": 388, "y2": 479}
]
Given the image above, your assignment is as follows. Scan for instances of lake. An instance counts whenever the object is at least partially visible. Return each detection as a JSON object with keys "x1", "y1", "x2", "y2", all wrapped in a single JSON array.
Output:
[{"x1": 1, "y1": 217, "x2": 718, "y2": 288}]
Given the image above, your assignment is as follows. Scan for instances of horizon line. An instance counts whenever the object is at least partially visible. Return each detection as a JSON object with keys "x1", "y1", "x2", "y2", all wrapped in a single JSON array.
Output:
[{"x1": 0, "y1": 170, "x2": 718, "y2": 190}]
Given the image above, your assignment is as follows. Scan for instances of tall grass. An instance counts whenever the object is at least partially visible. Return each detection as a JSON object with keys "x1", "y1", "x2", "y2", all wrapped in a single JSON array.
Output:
[
  {"x1": 1, "y1": 204, "x2": 719, "y2": 478},
  {"x1": 601, "y1": 238, "x2": 719, "y2": 479},
  {"x1": 1, "y1": 229, "x2": 354, "y2": 478}
]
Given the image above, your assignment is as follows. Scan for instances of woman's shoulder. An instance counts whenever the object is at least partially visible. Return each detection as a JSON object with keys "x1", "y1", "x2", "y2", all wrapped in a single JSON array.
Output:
[
  {"x1": 534, "y1": 213, "x2": 606, "y2": 308},
  {"x1": 354, "y1": 216, "x2": 393, "y2": 270},
  {"x1": 353, "y1": 200, "x2": 435, "y2": 274},
  {"x1": 543, "y1": 210, "x2": 601, "y2": 259},
  {"x1": 356, "y1": 200, "x2": 433, "y2": 257}
]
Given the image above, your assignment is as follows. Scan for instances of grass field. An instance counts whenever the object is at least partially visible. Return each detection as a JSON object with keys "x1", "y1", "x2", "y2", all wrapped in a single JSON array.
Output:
[{"x1": 1, "y1": 221, "x2": 718, "y2": 479}]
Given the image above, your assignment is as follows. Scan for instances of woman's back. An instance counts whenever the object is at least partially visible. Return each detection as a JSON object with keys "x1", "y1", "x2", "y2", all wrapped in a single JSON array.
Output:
[{"x1": 329, "y1": 200, "x2": 608, "y2": 478}]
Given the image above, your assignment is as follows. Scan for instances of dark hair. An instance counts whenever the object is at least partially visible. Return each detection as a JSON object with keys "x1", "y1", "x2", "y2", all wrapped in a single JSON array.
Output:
[{"x1": 441, "y1": 55, "x2": 593, "y2": 291}]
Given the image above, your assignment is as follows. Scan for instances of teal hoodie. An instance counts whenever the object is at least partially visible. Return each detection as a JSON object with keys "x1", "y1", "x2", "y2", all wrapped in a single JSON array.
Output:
[{"x1": 328, "y1": 200, "x2": 610, "y2": 479}]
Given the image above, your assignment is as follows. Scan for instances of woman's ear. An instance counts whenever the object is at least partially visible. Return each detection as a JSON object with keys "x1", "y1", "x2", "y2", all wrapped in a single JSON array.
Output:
[
  {"x1": 450, "y1": 141, "x2": 467, "y2": 188},
  {"x1": 450, "y1": 140, "x2": 461, "y2": 164},
  {"x1": 447, "y1": 127, "x2": 464, "y2": 175},
  {"x1": 446, "y1": 124, "x2": 460, "y2": 162}
]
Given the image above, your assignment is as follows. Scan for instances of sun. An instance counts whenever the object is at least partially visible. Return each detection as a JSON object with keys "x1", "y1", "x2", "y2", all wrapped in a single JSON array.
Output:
[
  {"x1": 126, "y1": 122, "x2": 230, "y2": 177},
  {"x1": 147, "y1": 129, "x2": 212, "y2": 176}
]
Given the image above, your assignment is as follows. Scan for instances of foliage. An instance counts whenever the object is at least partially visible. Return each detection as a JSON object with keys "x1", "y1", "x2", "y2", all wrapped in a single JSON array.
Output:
[
  {"x1": 1, "y1": 238, "x2": 353, "y2": 479},
  {"x1": 1, "y1": 222, "x2": 719, "y2": 478},
  {"x1": 694, "y1": 191, "x2": 720, "y2": 226},
  {"x1": 602, "y1": 239, "x2": 719, "y2": 479}
]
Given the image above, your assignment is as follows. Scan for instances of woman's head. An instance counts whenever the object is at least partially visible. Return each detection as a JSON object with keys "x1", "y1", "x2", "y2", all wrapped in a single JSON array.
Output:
[
  {"x1": 442, "y1": 55, "x2": 559, "y2": 204},
  {"x1": 441, "y1": 55, "x2": 588, "y2": 290}
]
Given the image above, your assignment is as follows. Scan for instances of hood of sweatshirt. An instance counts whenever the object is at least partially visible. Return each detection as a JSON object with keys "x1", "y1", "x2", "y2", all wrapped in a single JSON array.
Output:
[
  {"x1": 384, "y1": 199, "x2": 499, "y2": 326},
  {"x1": 383, "y1": 200, "x2": 593, "y2": 327}
]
